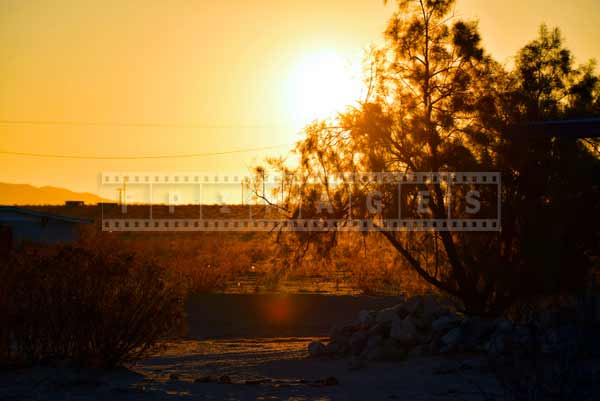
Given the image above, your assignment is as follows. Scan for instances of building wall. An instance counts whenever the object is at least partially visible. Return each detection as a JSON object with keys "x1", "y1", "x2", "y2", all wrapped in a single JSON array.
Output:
[{"x1": 0, "y1": 212, "x2": 80, "y2": 245}]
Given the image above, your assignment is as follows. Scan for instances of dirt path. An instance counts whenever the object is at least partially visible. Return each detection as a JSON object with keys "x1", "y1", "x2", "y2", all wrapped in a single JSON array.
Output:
[
  {"x1": 1, "y1": 338, "x2": 501, "y2": 401},
  {"x1": 132, "y1": 338, "x2": 501, "y2": 401},
  {"x1": 0, "y1": 294, "x2": 503, "y2": 400}
]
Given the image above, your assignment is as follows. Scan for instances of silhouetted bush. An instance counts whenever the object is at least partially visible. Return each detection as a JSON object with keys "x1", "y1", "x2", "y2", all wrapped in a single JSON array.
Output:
[
  {"x1": 492, "y1": 306, "x2": 600, "y2": 401},
  {"x1": 0, "y1": 246, "x2": 185, "y2": 368}
]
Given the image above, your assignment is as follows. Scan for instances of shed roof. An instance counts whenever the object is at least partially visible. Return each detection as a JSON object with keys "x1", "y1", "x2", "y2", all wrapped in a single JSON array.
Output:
[
  {"x1": 0, "y1": 206, "x2": 94, "y2": 224},
  {"x1": 516, "y1": 117, "x2": 600, "y2": 139}
]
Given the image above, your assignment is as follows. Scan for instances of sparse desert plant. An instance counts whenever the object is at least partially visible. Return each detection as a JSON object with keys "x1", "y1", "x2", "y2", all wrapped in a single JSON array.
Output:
[
  {"x1": 0, "y1": 257, "x2": 15, "y2": 365},
  {"x1": 78, "y1": 228, "x2": 276, "y2": 294},
  {"x1": 0, "y1": 246, "x2": 185, "y2": 368},
  {"x1": 29, "y1": 205, "x2": 448, "y2": 297},
  {"x1": 271, "y1": 231, "x2": 437, "y2": 296}
]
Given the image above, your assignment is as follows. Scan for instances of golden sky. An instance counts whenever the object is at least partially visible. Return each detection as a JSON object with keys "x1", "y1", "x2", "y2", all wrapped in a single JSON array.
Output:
[{"x1": 1, "y1": 0, "x2": 598, "y2": 197}]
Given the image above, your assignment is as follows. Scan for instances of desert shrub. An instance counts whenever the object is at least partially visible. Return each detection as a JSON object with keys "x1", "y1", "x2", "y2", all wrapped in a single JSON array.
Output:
[
  {"x1": 0, "y1": 246, "x2": 185, "y2": 368},
  {"x1": 32, "y1": 209, "x2": 439, "y2": 297},
  {"x1": 0, "y1": 257, "x2": 14, "y2": 365},
  {"x1": 492, "y1": 314, "x2": 600, "y2": 401},
  {"x1": 78, "y1": 229, "x2": 276, "y2": 294},
  {"x1": 272, "y1": 231, "x2": 437, "y2": 297}
]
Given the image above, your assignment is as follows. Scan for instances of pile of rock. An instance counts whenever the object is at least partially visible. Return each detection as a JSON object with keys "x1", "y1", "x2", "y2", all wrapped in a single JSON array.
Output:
[
  {"x1": 307, "y1": 295, "x2": 600, "y2": 396},
  {"x1": 308, "y1": 295, "x2": 600, "y2": 365},
  {"x1": 308, "y1": 295, "x2": 515, "y2": 361}
]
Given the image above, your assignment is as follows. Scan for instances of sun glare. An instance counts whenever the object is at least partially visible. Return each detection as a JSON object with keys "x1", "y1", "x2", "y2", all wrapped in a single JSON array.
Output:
[{"x1": 287, "y1": 51, "x2": 363, "y2": 127}]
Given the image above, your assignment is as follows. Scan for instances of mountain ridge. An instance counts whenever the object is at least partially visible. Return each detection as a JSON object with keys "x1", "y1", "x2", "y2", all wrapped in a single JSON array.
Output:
[{"x1": 0, "y1": 182, "x2": 109, "y2": 205}]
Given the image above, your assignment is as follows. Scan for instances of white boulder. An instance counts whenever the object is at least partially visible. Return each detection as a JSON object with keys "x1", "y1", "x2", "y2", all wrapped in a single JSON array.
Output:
[
  {"x1": 432, "y1": 315, "x2": 462, "y2": 332},
  {"x1": 308, "y1": 341, "x2": 327, "y2": 357},
  {"x1": 376, "y1": 305, "x2": 402, "y2": 324},
  {"x1": 390, "y1": 316, "x2": 418, "y2": 345}
]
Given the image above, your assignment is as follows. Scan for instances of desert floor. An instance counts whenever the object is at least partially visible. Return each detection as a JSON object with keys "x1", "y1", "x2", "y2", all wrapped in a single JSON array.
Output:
[{"x1": 0, "y1": 294, "x2": 502, "y2": 401}]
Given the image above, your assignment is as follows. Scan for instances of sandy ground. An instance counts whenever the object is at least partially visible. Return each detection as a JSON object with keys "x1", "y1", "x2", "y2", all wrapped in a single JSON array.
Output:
[
  {"x1": 0, "y1": 338, "x2": 502, "y2": 401},
  {"x1": 0, "y1": 294, "x2": 502, "y2": 401}
]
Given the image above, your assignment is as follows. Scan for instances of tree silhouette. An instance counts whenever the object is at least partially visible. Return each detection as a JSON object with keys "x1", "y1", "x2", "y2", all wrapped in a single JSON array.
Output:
[
  {"x1": 498, "y1": 25, "x2": 600, "y2": 303},
  {"x1": 257, "y1": 0, "x2": 600, "y2": 315}
]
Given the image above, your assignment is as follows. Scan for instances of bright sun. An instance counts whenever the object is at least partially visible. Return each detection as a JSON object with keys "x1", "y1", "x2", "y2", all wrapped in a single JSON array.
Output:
[{"x1": 287, "y1": 50, "x2": 363, "y2": 127}]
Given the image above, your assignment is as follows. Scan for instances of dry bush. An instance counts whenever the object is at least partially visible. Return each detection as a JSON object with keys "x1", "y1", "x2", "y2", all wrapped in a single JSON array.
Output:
[
  {"x1": 0, "y1": 246, "x2": 185, "y2": 369},
  {"x1": 272, "y1": 231, "x2": 438, "y2": 297},
  {"x1": 338, "y1": 234, "x2": 438, "y2": 296},
  {"x1": 78, "y1": 228, "x2": 276, "y2": 294},
  {"x1": 33, "y1": 207, "x2": 435, "y2": 297}
]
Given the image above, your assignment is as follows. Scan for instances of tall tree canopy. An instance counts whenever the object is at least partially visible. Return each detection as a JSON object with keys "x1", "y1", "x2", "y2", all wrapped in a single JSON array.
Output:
[{"x1": 255, "y1": 0, "x2": 600, "y2": 315}]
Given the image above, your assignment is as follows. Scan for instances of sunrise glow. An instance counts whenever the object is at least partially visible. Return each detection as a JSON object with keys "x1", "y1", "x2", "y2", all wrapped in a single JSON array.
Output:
[{"x1": 287, "y1": 50, "x2": 364, "y2": 126}]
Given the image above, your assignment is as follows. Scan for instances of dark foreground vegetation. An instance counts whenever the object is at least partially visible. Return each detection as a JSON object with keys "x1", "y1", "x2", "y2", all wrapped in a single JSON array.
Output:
[
  {"x1": 0, "y1": 246, "x2": 185, "y2": 369},
  {"x1": 10, "y1": 205, "x2": 435, "y2": 296}
]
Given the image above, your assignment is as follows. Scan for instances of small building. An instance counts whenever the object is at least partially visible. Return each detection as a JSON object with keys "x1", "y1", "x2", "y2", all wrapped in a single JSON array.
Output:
[
  {"x1": 65, "y1": 200, "x2": 85, "y2": 207},
  {"x1": 0, "y1": 206, "x2": 93, "y2": 248}
]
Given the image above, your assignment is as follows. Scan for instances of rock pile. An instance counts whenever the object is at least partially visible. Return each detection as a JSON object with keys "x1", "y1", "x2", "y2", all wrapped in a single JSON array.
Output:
[
  {"x1": 310, "y1": 295, "x2": 461, "y2": 360},
  {"x1": 307, "y1": 295, "x2": 595, "y2": 362},
  {"x1": 307, "y1": 295, "x2": 600, "y2": 397}
]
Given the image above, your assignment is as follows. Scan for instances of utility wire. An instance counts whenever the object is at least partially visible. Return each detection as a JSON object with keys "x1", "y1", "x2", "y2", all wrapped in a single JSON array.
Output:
[
  {"x1": 0, "y1": 143, "x2": 294, "y2": 160},
  {"x1": 0, "y1": 119, "x2": 302, "y2": 159},
  {"x1": 0, "y1": 120, "x2": 293, "y2": 129}
]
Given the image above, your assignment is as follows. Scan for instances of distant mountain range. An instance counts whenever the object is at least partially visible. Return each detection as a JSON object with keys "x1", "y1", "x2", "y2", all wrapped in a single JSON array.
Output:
[{"x1": 0, "y1": 183, "x2": 109, "y2": 205}]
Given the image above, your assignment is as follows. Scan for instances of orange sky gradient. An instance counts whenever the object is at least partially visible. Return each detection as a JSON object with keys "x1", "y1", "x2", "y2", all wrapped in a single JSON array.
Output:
[{"x1": 1, "y1": 0, "x2": 599, "y2": 198}]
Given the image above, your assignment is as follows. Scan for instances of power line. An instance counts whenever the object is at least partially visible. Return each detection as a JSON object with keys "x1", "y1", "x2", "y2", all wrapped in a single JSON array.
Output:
[
  {"x1": 0, "y1": 143, "x2": 293, "y2": 160},
  {"x1": 0, "y1": 119, "x2": 293, "y2": 129}
]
